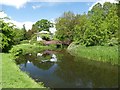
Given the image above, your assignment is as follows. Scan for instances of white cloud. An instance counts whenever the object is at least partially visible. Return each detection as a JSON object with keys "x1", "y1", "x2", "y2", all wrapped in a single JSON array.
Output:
[
  {"x1": 87, "y1": 3, "x2": 90, "y2": 6},
  {"x1": 88, "y1": 0, "x2": 118, "y2": 11},
  {"x1": 0, "y1": 0, "x2": 30, "y2": 9},
  {"x1": 0, "y1": 11, "x2": 7, "y2": 18},
  {"x1": 30, "y1": 0, "x2": 97, "y2": 2},
  {"x1": 32, "y1": 2, "x2": 61, "y2": 10},
  {"x1": 0, "y1": 0, "x2": 106, "y2": 9},
  {"x1": 11, "y1": 20, "x2": 34, "y2": 31},
  {"x1": 0, "y1": 11, "x2": 34, "y2": 30},
  {"x1": 32, "y1": 5, "x2": 43, "y2": 9}
]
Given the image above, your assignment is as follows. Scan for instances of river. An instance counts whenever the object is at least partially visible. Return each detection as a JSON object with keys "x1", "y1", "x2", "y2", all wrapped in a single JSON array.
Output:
[{"x1": 15, "y1": 50, "x2": 118, "y2": 88}]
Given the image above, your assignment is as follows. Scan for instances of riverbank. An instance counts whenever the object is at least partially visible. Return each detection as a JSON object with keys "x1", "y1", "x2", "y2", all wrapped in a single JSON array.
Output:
[
  {"x1": 67, "y1": 43, "x2": 118, "y2": 65},
  {"x1": 1, "y1": 53, "x2": 46, "y2": 88}
]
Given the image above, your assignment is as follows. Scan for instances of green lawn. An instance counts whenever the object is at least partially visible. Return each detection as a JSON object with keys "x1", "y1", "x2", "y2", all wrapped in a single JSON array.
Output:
[
  {"x1": 1, "y1": 53, "x2": 46, "y2": 88},
  {"x1": 67, "y1": 43, "x2": 119, "y2": 65}
]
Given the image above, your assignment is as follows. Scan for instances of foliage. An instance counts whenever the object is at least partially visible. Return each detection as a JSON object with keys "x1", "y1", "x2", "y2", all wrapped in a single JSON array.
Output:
[
  {"x1": 30, "y1": 40, "x2": 44, "y2": 46},
  {"x1": 26, "y1": 26, "x2": 37, "y2": 40},
  {"x1": 9, "y1": 44, "x2": 41, "y2": 58},
  {"x1": 31, "y1": 34, "x2": 37, "y2": 41},
  {"x1": 33, "y1": 19, "x2": 53, "y2": 32},
  {"x1": 13, "y1": 28, "x2": 27, "y2": 45},
  {"x1": 55, "y1": 2, "x2": 119, "y2": 46},
  {"x1": 30, "y1": 34, "x2": 44, "y2": 45},
  {"x1": 0, "y1": 16, "x2": 27, "y2": 52},
  {"x1": 55, "y1": 11, "x2": 76, "y2": 41},
  {"x1": 20, "y1": 40, "x2": 29, "y2": 44},
  {"x1": 9, "y1": 43, "x2": 57, "y2": 59},
  {"x1": 0, "y1": 19, "x2": 15, "y2": 52},
  {"x1": 40, "y1": 33, "x2": 51, "y2": 41}
]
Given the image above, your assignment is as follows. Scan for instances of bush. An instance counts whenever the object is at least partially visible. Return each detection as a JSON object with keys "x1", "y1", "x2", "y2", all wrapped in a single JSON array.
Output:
[
  {"x1": 107, "y1": 38, "x2": 118, "y2": 46},
  {"x1": 9, "y1": 43, "x2": 57, "y2": 59},
  {"x1": 30, "y1": 40, "x2": 44, "y2": 46},
  {"x1": 20, "y1": 40, "x2": 29, "y2": 44},
  {"x1": 9, "y1": 44, "x2": 41, "y2": 59},
  {"x1": 31, "y1": 34, "x2": 37, "y2": 41},
  {"x1": 40, "y1": 34, "x2": 51, "y2": 41}
]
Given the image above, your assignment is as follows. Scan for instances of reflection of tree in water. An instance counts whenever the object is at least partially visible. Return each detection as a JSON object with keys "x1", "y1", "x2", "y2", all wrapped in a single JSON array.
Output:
[
  {"x1": 55, "y1": 52, "x2": 78, "y2": 83},
  {"x1": 76, "y1": 60, "x2": 118, "y2": 88},
  {"x1": 32, "y1": 60, "x2": 54, "y2": 70},
  {"x1": 15, "y1": 54, "x2": 37, "y2": 65},
  {"x1": 55, "y1": 53, "x2": 118, "y2": 88}
]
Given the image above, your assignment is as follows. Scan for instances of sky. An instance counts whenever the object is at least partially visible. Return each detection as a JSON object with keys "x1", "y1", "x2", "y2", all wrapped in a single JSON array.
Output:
[{"x1": 0, "y1": 0, "x2": 118, "y2": 31}]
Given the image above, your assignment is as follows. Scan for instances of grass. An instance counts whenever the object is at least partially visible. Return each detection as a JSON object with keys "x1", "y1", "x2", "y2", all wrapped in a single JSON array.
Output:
[
  {"x1": 1, "y1": 53, "x2": 46, "y2": 88},
  {"x1": 67, "y1": 42, "x2": 119, "y2": 65}
]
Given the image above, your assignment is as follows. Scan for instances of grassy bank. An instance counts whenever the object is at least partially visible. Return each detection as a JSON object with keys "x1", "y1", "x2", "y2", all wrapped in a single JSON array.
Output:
[
  {"x1": 67, "y1": 43, "x2": 119, "y2": 65},
  {"x1": 1, "y1": 53, "x2": 46, "y2": 88}
]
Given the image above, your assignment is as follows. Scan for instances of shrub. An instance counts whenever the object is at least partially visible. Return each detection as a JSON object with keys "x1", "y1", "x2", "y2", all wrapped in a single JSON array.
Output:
[
  {"x1": 9, "y1": 44, "x2": 41, "y2": 59},
  {"x1": 30, "y1": 41, "x2": 44, "y2": 46},
  {"x1": 40, "y1": 34, "x2": 51, "y2": 41},
  {"x1": 20, "y1": 40, "x2": 29, "y2": 44},
  {"x1": 9, "y1": 43, "x2": 57, "y2": 59}
]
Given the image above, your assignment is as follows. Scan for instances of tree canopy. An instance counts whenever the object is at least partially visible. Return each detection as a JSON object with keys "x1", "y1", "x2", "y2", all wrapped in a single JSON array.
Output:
[
  {"x1": 33, "y1": 19, "x2": 53, "y2": 32},
  {"x1": 55, "y1": 2, "x2": 119, "y2": 46},
  {"x1": 0, "y1": 17, "x2": 27, "y2": 52}
]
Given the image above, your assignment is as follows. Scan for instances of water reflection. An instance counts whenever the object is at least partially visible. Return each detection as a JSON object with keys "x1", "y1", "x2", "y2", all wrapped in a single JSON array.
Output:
[{"x1": 16, "y1": 51, "x2": 118, "y2": 88}]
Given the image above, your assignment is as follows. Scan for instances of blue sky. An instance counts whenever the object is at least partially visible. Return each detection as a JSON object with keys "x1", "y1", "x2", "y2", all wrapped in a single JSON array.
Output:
[{"x1": 2, "y1": 2, "x2": 93, "y2": 22}]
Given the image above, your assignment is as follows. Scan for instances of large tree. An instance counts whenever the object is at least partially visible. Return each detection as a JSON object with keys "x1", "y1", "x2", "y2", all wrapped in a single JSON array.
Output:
[
  {"x1": 33, "y1": 19, "x2": 53, "y2": 32},
  {"x1": 55, "y1": 11, "x2": 76, "y2": 41},
  {"x1": 0, "y1": 19, "x2": 15, "y2": 52}
]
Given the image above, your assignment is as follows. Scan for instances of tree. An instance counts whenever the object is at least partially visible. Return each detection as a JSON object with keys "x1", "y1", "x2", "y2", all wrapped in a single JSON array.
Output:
[
  {"x1": 55, "y1": 11, "x2": 76, "y2": 41},
  {"x1": 0, "y1": 19, "x2": 15, "y2": 52},
  {"x1": 82, "y1": 2, "x2": 118, "y2": 46},
  {"x1": 101, "y1": 2, "x2": 119, "y2": 45},
  {"x1": 13, "y1": 28, "x2": 27, "y2": 44},
  {"x1": 34, "y1": 19, "x2": 53, "y2": 32},
  {"x1": 26, "y1": 24, "x2": 38, "y2": 40},
  {"x1": 55, "y1": 2, "x2": 118, "y2": 46},
  {"x1": 22, "y1": 24, "x2": 27, "y2": 40},
  {"x1": 73, "y1": 14, "x2": 88, "y2": 44}
]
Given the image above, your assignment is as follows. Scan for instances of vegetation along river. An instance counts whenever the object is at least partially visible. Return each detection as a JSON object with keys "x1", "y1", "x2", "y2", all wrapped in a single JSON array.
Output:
[{"x1": 15, "y1": 50, "x2": 118, "y2": 88}]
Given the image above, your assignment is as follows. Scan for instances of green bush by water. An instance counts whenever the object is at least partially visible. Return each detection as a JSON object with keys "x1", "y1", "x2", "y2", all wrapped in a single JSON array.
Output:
[
  {"x1": 20, "y1": 40, "x2": 29, "y2": 44},
  {"x1": 9, "y1": 43, "x2": 60, "y2": 59},
  {"x1": 10, "y1": 44, "x2": 48, "y2": 59}
]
